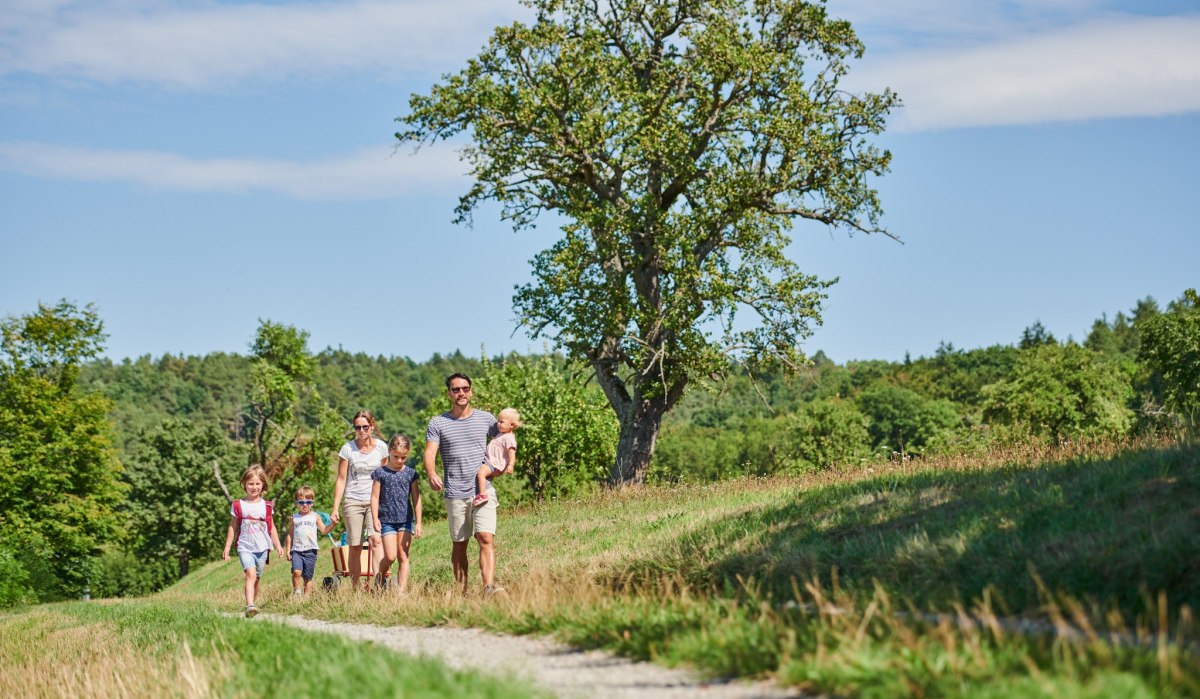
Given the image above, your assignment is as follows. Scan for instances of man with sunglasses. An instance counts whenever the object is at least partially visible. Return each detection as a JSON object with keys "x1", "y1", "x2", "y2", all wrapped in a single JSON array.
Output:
[{"x1": 424, "y1": 372, "x2": 502, "y2": 595}]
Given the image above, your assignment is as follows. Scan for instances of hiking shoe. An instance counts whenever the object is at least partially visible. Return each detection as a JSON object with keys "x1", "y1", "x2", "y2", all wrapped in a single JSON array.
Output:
[
  {"x1": 472, "y1": 493, "x2": 489, "y2": 507},
  {"x1": 245, "y1": 605, "x2": 259, "y2": 618}
]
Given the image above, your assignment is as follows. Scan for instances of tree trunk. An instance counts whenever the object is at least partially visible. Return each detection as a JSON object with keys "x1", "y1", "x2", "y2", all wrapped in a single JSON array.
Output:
[
  {"x1": 178, "y1": 548, "x2": 190, "y2": 579},
  {"x1": 608, "y1": 399, "x2": 667, "y2": 485}
]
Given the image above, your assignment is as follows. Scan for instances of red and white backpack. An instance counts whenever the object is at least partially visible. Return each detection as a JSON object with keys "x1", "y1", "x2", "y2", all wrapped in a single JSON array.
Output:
[{"x1": 232, "y1": 499, "x2": 274, "y2": 546}]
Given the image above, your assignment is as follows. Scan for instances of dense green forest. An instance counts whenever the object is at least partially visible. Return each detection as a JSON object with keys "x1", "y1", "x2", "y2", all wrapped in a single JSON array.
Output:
[{"x1": 1, "y1": 290, "x2": 1196, "y2": 604}]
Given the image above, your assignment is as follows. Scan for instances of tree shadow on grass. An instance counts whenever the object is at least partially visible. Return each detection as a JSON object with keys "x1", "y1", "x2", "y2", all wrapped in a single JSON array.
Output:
[{"x1": 615, "y1": 442, "x2": 1200, "y2": 618}]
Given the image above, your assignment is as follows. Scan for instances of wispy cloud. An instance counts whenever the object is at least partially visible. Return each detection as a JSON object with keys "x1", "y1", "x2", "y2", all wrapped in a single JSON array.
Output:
[
  {"x1": 2, "y1": 0, "x2": 1197, "y2": 200},
  {"x1": 1, "y1": 0, "x2": 519, "y2": 88},
  {"x1": 846, "y1": 14, "x2": 1200, "y2": 131},
  {"x1": 0, "y1": 141, "x2": 467, "y2": 199},
  {"x1": 830, "y1": 0, "x2": 1116, "y2": 50}
]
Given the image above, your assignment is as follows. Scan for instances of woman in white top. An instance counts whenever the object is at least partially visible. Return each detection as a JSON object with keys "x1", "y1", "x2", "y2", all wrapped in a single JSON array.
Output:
[{"x1": 330, "y1": 409, "x2": 388, "y2": 589}]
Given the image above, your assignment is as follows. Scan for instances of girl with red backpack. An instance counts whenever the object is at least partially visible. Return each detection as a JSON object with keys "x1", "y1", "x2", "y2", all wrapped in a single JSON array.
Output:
[{"x1": 222, "y1": 465, "x2": 285, "y2": 617}]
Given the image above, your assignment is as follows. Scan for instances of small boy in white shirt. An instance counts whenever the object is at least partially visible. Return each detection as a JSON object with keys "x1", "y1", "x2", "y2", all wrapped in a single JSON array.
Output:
[{"x1": 285, "y1": 485, "x2": 335, "y2": 595}]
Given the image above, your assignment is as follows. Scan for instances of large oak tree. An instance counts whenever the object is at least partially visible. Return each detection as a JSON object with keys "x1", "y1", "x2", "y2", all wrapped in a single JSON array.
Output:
[{"x1": 398, "y1": 0, "x2": 898, "y2": 484}]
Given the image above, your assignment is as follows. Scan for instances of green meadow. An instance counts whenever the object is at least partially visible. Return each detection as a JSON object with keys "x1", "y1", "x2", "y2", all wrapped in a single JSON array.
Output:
[{"x1": 5, "y1": 437, "x2": 1196, "y2": 698}]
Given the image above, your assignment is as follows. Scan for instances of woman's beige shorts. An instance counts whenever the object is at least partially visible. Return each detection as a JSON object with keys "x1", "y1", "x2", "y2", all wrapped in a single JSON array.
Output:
[{"x1": 341, "y1": 499, "x2": 378, "y2": 545}]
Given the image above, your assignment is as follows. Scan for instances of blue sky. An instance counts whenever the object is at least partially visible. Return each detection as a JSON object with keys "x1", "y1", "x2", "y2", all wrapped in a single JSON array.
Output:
[{"x1": 2, "y1": 0, "x2": 1197, "y2": 365}]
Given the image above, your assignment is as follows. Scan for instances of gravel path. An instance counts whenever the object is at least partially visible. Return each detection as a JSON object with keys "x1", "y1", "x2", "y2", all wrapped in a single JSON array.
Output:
[{"x1": 265, "y1": 613, "x2": 802, "y2": 698}]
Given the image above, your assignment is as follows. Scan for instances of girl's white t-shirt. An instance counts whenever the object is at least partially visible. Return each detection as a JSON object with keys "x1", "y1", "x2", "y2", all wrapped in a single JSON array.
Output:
[
  {"x1": 338, "y1": 439, "x2": 389, "y2": 502},
  {"x1": 232, "y1": 499, "x2": 272, "y2": 553}
]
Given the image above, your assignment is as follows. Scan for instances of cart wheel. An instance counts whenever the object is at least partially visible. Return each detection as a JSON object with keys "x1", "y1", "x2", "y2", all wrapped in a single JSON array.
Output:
[{"x1": 322, "y1": 576, "x2": 339, "y2": 592}]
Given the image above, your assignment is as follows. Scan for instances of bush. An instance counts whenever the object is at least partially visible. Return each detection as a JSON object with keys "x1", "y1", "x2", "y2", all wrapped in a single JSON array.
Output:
[
  {"x1": 0, "y1": 549, "x2": 34, "y2": 608},
  {"x1": 982, "y1": 343, "x2": 1134, "y2": 442},
  {"x1": 650, "y1": 423, "x2": 750, "y2": 482},
  {"x1": 91, "y1": 548, "x2": 175, "y2": 599},
  {"x1": 858, "y1": 383, "x2": 961, "y2": 455},
  {"x1": 474, "y1": 354, "x2": 618, "y2": 502},
  {"x1": 1138, "y1": 289, "x2": 1200, "y2": 429},
  {"x1": 784, "y1": 397, "x2": 872, "y2": 470}
]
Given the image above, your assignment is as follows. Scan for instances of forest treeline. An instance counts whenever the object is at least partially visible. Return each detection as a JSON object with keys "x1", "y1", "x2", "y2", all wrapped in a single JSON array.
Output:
[{"x1": 1, "y1": 290, "x2": 1197, "y2": 604}]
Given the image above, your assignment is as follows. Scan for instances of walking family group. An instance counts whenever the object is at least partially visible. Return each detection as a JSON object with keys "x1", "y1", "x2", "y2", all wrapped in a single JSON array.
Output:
[{"x1": 222, "y1": 372, "x2": 520, "y2": 617}]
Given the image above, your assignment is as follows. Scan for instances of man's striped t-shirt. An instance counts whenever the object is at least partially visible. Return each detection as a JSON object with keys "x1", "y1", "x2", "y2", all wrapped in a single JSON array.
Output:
[{"x1": 425, "y1": 409, "x2": 497, "y2": 499}]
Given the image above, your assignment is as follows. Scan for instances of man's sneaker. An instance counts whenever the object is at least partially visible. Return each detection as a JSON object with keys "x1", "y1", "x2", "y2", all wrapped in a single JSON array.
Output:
[
  {"x1": 293, "y1": 588, "x2": 304, "y2": 596},
  {"x1": 472, "y1": 493, "x2": 490, "y2": 507},
  {"x1": 483, "y1": 585, "x2": 506, "y2": 596},
  {"x1": 245, "y1": 605, "x2": 259, "y2": 618}
]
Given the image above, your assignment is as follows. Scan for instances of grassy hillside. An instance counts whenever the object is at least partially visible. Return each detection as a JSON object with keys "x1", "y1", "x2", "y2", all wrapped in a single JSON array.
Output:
[
  {"x1": 7, "y1": 438, "x2": 1198, "y2": 697},
  {"x1": 0, "y1": 599, "x2": 547, "y2": 699}
]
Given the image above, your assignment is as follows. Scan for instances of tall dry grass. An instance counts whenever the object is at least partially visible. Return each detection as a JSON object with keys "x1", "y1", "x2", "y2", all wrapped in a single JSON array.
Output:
[
  {"x1": 0, "y1": 608, "x2": 227, "y2": 699},
  {"x1": 157, "y1": 435, "x2": 1198, "y2": 697}
]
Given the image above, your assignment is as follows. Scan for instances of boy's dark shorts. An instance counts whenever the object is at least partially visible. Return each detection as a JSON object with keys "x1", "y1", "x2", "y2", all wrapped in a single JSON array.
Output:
[{"x1": 291, "y1": 549, "x2": 317, "y2": 581}]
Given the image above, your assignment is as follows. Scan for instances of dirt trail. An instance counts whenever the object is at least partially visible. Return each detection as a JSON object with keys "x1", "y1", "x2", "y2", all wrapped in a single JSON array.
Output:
[{"x1": 266, "y1": 613, "x2": 802, "y2": 698}]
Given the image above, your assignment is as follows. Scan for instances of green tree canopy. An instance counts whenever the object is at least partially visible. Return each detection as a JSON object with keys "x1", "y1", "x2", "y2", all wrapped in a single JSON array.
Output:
[
  {"x1": 1138, "y1": 289, "x2": 1200, "y2": 428},
  {"x1": 1, "y1": 299, "x2": 105, "y2": 390},
  {"x1": 121, "y1": 418, "x2": 241, "y2": 581},
  {"x1": 857, "y1": 383, "x2": 959, "y2": 455},
  {"x1": 398, "y1": 0, "x2": 897, "y2": 484},
  {"x1": 475, "y1": 354, "x2": 618, "y2": 501},
  {"x1": 0, "y1": 301, "x2": 123, "y2": 601},
  {"x1": 785, "y1": 396, "x2": 871, "y2": 469},
  {"x1": 982, "y1": 343, "x2": 1134, "y2": 442},
  {"x1": 244, "y1": 320, "x2": 344, "y2": 517}
]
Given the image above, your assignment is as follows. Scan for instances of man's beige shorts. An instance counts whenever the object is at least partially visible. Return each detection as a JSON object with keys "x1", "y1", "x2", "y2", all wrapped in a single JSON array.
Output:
[
  {"x1": 446, "y1": 493, "x2": 497, "y2": 542},
  {"x1": 341, "y1": 499, "x2": 378, "y2": 545}
]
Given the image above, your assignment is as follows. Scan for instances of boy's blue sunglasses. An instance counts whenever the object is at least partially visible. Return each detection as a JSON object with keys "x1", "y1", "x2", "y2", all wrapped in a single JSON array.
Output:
[{"x1": 295, "y1": 499, "x2": 314, "y2": 505}]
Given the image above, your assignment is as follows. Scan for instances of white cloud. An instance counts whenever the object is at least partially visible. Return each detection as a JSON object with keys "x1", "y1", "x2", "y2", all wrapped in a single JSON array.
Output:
[
  {"x1": 1, "y1": 0, "x2": 520, "y2": 88},
  {"x1": 847, "y1": 15, "x2": 1200, "y2": 131},
  {"x1": 4, "y1": 1, "x2": 1197, "y2": 160},
  {"x1": 0, "y1": 140, "x2": 468, "y2": 199},
  {"x1": 830, "y1": 0, "x2": 1111, "y2": 48}
]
